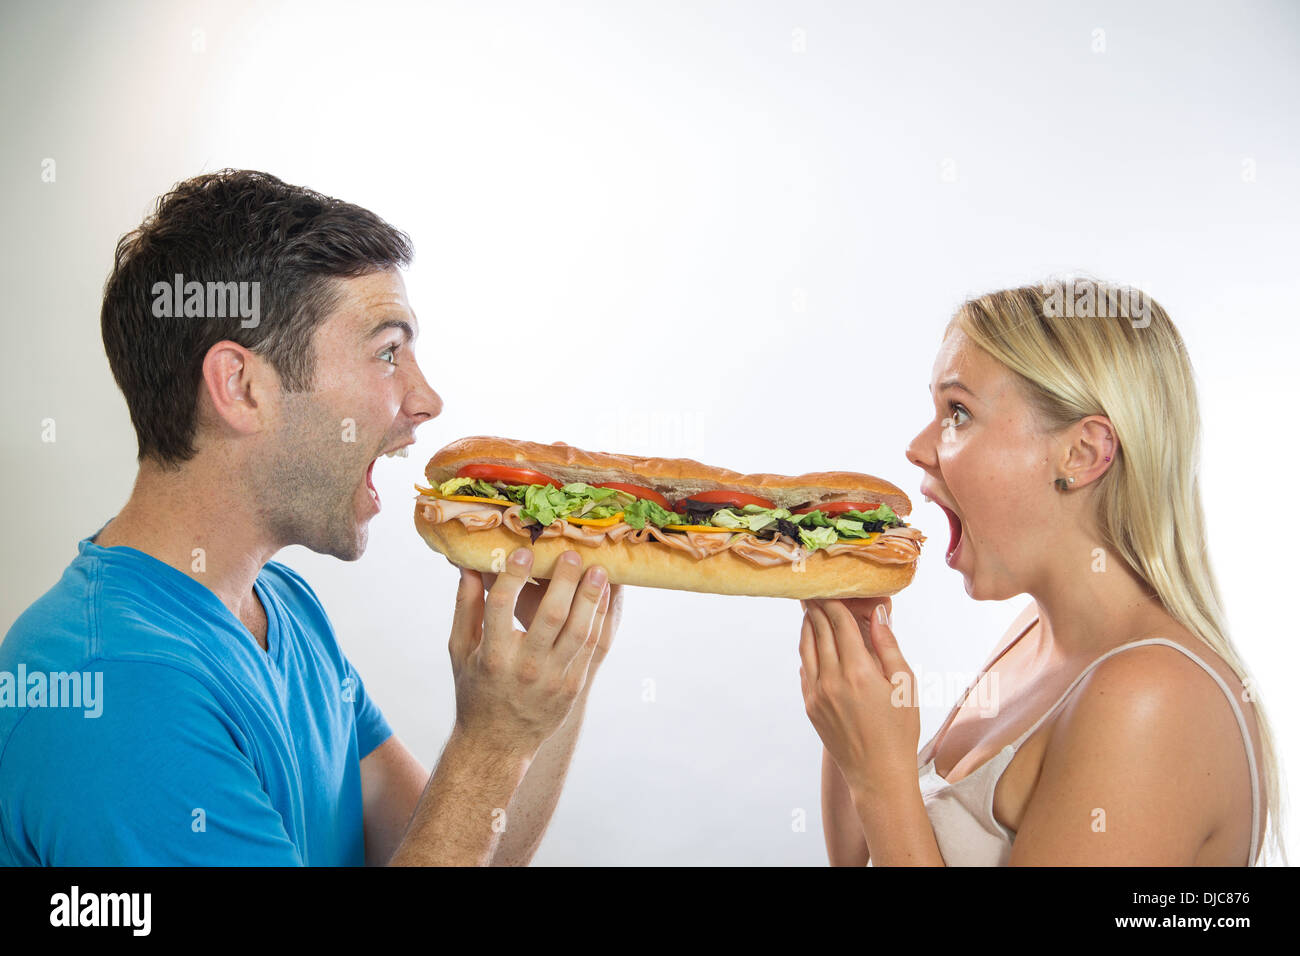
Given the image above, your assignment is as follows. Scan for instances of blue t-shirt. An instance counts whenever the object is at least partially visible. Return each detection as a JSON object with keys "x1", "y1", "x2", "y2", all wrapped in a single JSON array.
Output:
[{"x1": 0, "y1": 529, "x2": 393, "y2": 866}]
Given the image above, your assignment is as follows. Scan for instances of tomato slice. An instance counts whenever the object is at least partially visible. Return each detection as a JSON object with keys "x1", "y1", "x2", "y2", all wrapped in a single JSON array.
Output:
[
  {"x1": 673, "y1": 489, "x2": 777, "y2": 512},
  {"x1": 593, "y1": 482, "x2": 670, "y2": 508},
  {"x1": 792, "y1": 500, "x2": 881, "y2": 516},
  {"x1": 455, "y1": 464, "x2": 561, "y2": 488}
]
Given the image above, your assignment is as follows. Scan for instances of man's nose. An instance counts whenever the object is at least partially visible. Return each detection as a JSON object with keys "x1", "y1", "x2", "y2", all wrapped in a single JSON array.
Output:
[{"x1": 405, "y1": 360, "x2": 443, "y2": 424}]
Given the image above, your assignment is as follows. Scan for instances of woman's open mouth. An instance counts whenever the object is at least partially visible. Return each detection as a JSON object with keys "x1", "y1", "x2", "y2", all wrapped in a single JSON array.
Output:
[{"x1": 935, "y1": 501, "x2": 964, "y2": 567}]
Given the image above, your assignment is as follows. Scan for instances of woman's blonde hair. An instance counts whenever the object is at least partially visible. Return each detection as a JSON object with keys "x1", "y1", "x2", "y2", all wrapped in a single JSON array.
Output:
[{"x1": 948, "y1": 277, "x2": 1287, "y2": 866}]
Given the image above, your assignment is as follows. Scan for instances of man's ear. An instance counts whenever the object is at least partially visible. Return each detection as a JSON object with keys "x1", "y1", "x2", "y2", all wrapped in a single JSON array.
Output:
[
  {"x1": 1061, "y1": 415, "x2": 1118, "y2": 487},
  {"x1": 198, "y1": 341, "x2": 272, "y2": 438}
]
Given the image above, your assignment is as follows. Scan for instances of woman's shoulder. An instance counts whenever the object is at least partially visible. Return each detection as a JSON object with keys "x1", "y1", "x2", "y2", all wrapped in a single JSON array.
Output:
[
  {"x1": 1062, "y1": 623, "x2": 1262, "y2": 830},
  {"x1": 1086, "y1": 624, "x2": 1251, "y2": 716}
]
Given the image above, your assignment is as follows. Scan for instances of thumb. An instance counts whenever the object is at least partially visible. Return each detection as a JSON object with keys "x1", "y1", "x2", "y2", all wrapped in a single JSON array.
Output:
[{"x1": 449, "y1": 567, "x2": 486, "y2": 664}]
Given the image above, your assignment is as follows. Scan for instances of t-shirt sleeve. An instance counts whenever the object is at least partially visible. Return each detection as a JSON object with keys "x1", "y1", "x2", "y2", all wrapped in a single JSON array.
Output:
[
  {"x1": 0, "y1": 660, "x2": 303, "y2": 866},
  {"x1": 346, "y1": 656, "x2": 392, "y2": 760}
]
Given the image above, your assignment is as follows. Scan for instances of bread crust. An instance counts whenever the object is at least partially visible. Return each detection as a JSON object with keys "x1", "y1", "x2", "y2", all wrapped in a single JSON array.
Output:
[
  {"x1": 425, "y1": 435, "x2": 912, "y2": 516},
  {"x1": 415, "y1": 503, "x2": 918, "y2": 599}
]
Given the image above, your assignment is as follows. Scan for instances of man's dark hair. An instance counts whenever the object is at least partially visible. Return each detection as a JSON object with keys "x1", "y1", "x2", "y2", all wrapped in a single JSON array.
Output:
[{"x1": 101, "y1": 168, "x2": 413, "y2": 467}]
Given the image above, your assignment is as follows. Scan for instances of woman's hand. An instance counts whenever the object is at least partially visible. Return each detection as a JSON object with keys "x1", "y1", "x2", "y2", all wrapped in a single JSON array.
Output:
[{"x1": 799, "y1": 597, "x2": 921, "y2": 798}]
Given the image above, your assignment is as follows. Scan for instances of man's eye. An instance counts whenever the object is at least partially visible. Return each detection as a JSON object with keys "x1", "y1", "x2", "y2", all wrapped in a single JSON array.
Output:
[{"x1": 379, "y1": 345, "x2": 399, "y2": 365}]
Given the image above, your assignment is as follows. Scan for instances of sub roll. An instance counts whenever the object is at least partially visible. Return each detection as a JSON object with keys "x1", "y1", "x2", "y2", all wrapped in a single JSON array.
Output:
[{"x1": 413, "y1": 436, "x2": 925, "y2": 599}]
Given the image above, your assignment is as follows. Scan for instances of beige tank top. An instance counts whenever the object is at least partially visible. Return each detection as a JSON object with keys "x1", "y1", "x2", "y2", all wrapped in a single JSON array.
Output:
[{"x1": 868, "y1": 622, "x2": 1261, "y2": 866}]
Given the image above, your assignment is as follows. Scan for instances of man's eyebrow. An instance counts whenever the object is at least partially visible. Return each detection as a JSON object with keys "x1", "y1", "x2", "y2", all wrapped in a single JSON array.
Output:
[
  {"x1": 364, "y1": 318, "x2": 415, "y2": 344},
  {"x1": 929, "y1": 379, "x2": 977, "y2": 398}
]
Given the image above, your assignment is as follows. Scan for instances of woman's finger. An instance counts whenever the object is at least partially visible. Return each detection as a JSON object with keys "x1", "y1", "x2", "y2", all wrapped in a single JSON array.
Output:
[
  {"x1": 798, "y1": 613, "x2": 819, "y2": 683},
  {"x1": 823, "y1": 598, "x2": 885, "y2": 674},
  {"x1": 805, "y1": 601, "x2": 839, "y2": 674},
  {"x1": 869, "y1": 604, "x2": 908, "y2": 679}
]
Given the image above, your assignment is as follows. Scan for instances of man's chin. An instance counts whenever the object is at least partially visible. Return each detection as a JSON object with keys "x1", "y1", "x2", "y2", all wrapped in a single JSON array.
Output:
[{"x1": 299, "y1": 513, "x2": 370, "y2": 562}]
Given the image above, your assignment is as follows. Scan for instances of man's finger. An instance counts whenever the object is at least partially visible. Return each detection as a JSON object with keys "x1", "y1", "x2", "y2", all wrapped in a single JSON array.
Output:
[
  {"x1": 523, "y1": 550, "x2": 586, "y2": 651},
  {"x1": 482, "y1": 547, "x2": 535, "y2": 649},
  {"x1": 561, "y1": 583, "x2": 609, "y2": 690},
  {"x1": 594, "y1": 582, "x2": 623, "y2": 659},
  {"x1": 449, "y1": 568, "x2": 486, "y2": 664},
  {"x1": 552, "y1": 564, "x2": 609, "y2": 665}
]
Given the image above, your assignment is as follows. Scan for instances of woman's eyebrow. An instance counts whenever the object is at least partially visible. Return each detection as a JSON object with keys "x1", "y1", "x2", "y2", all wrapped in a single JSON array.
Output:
[{"x1": 929, "y1": 379, "x2": 978, "y2": 398}]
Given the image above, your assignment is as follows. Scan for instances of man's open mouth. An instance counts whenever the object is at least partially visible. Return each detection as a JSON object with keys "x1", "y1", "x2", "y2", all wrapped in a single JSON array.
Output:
[
  {"x1": 366, "y1": 459, "x2": 380, "y2": 507},
  {"x1": 366, "y1": 442, "x2": 413, "y2": 510}
]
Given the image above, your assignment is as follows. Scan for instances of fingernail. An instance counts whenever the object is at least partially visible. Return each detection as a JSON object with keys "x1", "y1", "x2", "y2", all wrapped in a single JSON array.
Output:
[
  {"x1": 511, "y1": 549, "x2": 532, "y2": 566},
  {"x1": 563, "y1": 550, "x2": 581, "y2": 566},
  {"x1": 876, "y1": 604, "x2": 891, "y2": 627},
  {"x1": 589, "y1": 565, "x2": 607, "y2": 586}
]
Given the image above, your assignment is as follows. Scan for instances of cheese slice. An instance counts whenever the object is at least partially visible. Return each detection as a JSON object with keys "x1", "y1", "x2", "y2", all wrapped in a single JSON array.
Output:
[
  {"x1": 827, "y1": 534, "x2": 881, "y2": 546},
  {"x1": 566, "y1": 512, "x2": 625, "y2": 527},
  {"x1": 415, "y1": 485, "x2": 513, "y2": 506},
  {"x1": 662, "y1": 523, "x2": 733, "y2": 533}
]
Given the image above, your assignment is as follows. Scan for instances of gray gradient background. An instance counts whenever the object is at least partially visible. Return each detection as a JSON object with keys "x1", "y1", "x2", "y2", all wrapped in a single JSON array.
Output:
[{"x1": 1, "y1": 0, "x2": 1296, "y2": 864}]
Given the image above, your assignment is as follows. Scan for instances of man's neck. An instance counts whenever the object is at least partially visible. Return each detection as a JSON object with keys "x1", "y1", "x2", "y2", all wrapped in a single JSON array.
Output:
[{"x1": 94, "y1": 459, "x2": 280, "y2": 649}]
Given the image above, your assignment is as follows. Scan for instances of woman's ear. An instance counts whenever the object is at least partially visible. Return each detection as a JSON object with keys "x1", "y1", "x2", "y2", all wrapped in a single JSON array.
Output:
[{"x1": 1061, "y1": 415, "x2": 1117, "y2": 487}]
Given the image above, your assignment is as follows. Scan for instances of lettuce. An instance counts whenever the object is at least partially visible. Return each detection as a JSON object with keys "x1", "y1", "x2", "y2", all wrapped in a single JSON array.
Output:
[
  {"x1": 711, "y1": 508, "x2": 784, "y2": 533},
  {"x1": 520, "y1": 481, "x2": 641, "y2": 526},
  {"x1": 622, "y1": 497, "x2": 681, "y2": 530},
  {"x1": 842, "y1": 504, "x2": 899, "y2": 526},
  {"x1": 438, "y1": 477, "x2": 509, "y2": 500},
  {"x1": 798, "y1": 526, "x2": 840, "y2": 551},
  {"x1": 521, "y1": 484, "x2": 570, "y2": 526},
  {"x1": 443, "y1": 477, "x2": 906, "y2": 545}
]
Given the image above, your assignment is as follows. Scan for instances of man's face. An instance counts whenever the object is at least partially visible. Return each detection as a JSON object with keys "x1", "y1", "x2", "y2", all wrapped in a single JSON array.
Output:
[{"x1": 254, "y1": 269, "x2": 442, "y2": 559}]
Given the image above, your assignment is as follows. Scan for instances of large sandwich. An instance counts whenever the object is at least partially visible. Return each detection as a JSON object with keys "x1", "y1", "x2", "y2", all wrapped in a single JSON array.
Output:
[{"x1": 413, "y1": 436, "x2": 925, "y2": 599}]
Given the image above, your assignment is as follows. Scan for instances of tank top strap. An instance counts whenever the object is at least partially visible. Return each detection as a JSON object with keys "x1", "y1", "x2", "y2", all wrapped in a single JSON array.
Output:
[
  {"x1": 919, "y1": 612, "x2": 1041, "y2": 765},
  {"x1": 1009, "y1": 637, "x2": 1261, "y2": 866}
]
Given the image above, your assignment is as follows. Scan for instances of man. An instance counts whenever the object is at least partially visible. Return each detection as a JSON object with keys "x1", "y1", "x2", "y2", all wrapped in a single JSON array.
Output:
[{"x1": 0, "y1": 169, "x2": 621, "y2": 865}]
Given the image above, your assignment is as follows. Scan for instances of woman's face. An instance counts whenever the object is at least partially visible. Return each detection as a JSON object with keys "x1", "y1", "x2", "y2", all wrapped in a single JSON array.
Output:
[{"x1": 905, "y1": 327, "x2": 1063, "y2": 600}]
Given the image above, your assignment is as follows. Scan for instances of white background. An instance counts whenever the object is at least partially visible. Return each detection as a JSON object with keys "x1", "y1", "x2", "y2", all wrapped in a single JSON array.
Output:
[{"x1": 1, "y1": 0, "x2": 1296, "y2": 864}]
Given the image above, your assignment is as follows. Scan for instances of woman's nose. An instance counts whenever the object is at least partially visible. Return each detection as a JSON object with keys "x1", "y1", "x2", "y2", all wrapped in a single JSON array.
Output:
[{"x1": 905, "y1": 421, "x2": 937, "y2": 470}]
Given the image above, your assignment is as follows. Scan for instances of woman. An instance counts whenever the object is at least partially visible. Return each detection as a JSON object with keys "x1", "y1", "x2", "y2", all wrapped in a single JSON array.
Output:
[{"x1": 800, "y1": 281, "x2": 1285, "y2": 866}]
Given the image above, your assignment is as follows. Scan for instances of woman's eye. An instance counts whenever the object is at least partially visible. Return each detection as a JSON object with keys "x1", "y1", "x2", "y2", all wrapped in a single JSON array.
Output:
[{"x1": 942, "y1": 402, "x2": 970, "y2": 428}]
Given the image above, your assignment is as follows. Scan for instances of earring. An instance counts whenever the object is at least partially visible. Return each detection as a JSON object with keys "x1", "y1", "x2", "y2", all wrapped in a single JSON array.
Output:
[{"x1": 1054, "y1": 476, "x2": 1075, "y2": 492}]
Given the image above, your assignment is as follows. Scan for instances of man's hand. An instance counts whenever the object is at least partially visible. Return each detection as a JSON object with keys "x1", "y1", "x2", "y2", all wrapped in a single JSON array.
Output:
[
  {"x1": 478, "y1": 565, "x2": 623, "y2": 671},
  {"x1": 449, "y1": 547, "x2": 612, "y2": 754}
]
